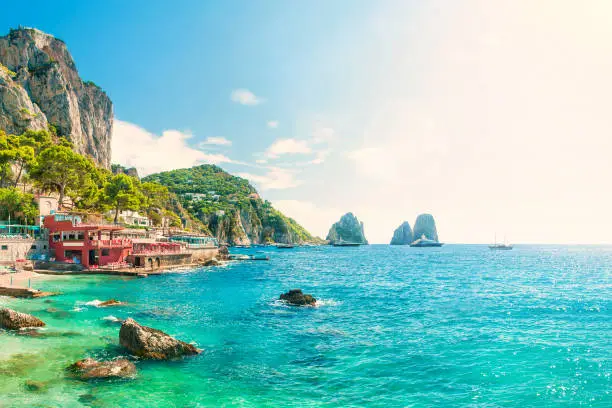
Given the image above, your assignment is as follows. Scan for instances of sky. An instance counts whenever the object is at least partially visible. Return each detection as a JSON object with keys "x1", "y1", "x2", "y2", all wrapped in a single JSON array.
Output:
[{"x1": 3, "y1": 0, "x2": 612, "y2": 244}]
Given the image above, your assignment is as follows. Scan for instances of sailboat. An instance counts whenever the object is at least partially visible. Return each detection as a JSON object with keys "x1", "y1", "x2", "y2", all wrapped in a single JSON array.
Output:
[{"x1": 489, "y1": 234, "x2": 513, "y2": 250}]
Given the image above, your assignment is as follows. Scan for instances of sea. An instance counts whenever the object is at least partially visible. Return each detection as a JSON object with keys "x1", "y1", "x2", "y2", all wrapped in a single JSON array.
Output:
[{"x1": 0, "y1": 245, "x2": 610, "y2": 407}]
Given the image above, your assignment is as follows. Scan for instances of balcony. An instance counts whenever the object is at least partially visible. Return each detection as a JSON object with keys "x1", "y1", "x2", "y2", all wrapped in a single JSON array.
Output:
[{"x1": 89, "y1": 239, "x2": 133, "y2": 249}]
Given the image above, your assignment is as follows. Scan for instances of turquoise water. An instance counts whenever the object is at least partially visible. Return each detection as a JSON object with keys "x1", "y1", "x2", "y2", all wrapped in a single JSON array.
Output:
[{"x1": 1, "y1": 245, "x2": 610, "y2": 407}]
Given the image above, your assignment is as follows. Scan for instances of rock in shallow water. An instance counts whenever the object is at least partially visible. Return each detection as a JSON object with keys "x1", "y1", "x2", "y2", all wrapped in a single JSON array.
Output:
[
  {"x1": 68, "y1": 358, "x2": 136, "y2": 380},
  {"x1": 98, "y1": 299, "x2": 123, "y2": 307},
  {"x1": 0, "y1": 308, "x2": 45, "y2": 330},
  {"x1": 119, "y1": 318, "x2": 201, "y2": 360},
  {"x1": 280, "y1": 289, "x2": 317, "y2": 306},
  {"x1": 23, "y1": 380, "x2": 47, "y2": 392}
]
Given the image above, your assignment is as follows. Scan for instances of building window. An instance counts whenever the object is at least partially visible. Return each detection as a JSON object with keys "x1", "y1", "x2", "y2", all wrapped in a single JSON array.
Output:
[
  {"x1": 101, "y1": 248, "x2": 110, "y2": 256},
  {"x1": 1, "y1": 245, "x2": 8, "y2": 250},
  {"x1": 31, "y1": 245, "x2": 37, "y2": 250}
]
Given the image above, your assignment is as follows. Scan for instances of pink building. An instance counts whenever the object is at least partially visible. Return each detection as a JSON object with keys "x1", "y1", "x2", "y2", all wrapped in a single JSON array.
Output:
[{"x1": 43, "y1": 214, "x2": 133, "y2": 268}]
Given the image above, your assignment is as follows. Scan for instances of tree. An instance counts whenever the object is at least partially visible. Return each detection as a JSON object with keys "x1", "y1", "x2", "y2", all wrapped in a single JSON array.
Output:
[
  {"x1": 140, "y1": 181, "x2": 169, "y2": 212},
  {"x1": 0, "y1": 187, "x2": 37, "y2": 224},
  {"x1": 12, "y1": 144, "x2": 35, "y2": 188},
  {"x1": 101, "y1": 174, "x2": 143, "y2": 224},
  {"x1": 29, "y1": 145, "x2": 96, "y2": 209}
]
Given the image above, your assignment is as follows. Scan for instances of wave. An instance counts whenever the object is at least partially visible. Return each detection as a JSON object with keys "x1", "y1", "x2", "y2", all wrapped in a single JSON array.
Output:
[
  {"x1": 315, "y1": 299, "x2": 341, "y2": 307},
  {"x1": 102, "y1": 315, "x2": 122, "y2": 323}
]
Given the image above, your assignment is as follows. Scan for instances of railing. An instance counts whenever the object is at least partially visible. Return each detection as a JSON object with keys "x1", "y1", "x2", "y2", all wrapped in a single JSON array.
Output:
[
  {"x1": 132, "y1": 249, "x2": 185, "y2": 256},
  {"x1": 90, "y1": 239, "x2": 133, "y2": 248}
]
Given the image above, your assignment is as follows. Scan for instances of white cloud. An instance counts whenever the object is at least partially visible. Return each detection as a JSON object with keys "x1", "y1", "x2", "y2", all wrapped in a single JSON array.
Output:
[
  {"x1": 199, "y1": 136, "x2": 232, "y2": 146},
  {"x1": 255, "y1": 159, "x2": 268, "y2": 164},
  {"x1": 265, "y1": 138, "x2": 312, "y2": 158},
  {"x1": 267, "y1": 120, "x2": 279, "y2": 128},
  {"x1": 309, "y1": 150, "x2": 330, "y2": 165},
  {"x1": 112, "y1": 120, "x2": 233, "y2": 176},
  {"x1": 312, "y1": 127, "x2": 335, "y2": 143},
  {"x1": 231, "y1": 89, "x2": 264, "y2": 106},
  {"x1": 237, "y1": 167, "x2": 300, "y2": 190}
]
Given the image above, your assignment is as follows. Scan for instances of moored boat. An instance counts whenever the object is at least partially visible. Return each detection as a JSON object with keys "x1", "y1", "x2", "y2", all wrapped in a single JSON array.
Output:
[
  {"x1": 409, "y1": 235, "x2": 443, "y2": 247},
  {"x1": 332, "y1": 242, "x2": 362, "y2": 247},
  {"x1": 489, "y1": 234, "x2": 513, "y2": 250},
  {"x1": 276, "y1": 244, "x2": 295, "y2": 249}
]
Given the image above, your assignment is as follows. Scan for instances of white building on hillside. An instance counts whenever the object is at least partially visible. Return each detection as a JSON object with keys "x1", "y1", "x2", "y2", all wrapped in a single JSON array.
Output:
[{"x1": 108, "y1": 210, "x2": 151, "y2": 227}]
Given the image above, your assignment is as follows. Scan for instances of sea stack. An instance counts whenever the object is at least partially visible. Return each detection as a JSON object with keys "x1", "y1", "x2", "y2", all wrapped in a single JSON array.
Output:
[
  {"x1": 412, "y1": 214, "x2": 439, "y2": 242},
  {"x1": 390, "y1": 221, "x2": 413, "y2": 245},
  {"x1": 326, "y1": 213, "x2": 368, "y2": 245}
]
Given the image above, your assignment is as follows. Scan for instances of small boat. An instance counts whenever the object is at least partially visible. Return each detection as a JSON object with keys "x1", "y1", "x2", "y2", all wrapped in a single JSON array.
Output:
[
  {"x1": 276, "y1": 244, "x2": 295, "y2": 249},
  {"x1": 228, "y1": 254, "x2": 251, "y2": 261},
  {"x1": 251, "y1": 253, "x2": 270, "y2": 261},
  {"x1": 409, "y1": 235, "x2": 443, "y2": 247},
  {"x1": 489, "y1": 234, "x2": 513, "y2": 250},
  {"x1": 228, "y1": 253, "x2": 270, "y2": 261},
  {"x1": 332, "y1": 242, "x2": 362, "y2": 247}
]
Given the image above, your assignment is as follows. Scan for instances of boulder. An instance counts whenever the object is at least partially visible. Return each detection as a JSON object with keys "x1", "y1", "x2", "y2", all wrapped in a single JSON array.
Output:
[
  {"x1": 202, "y1": 258, "x2": 221, "y2": 266},
  {"x1": 119, "y1": 318, "x2": 201, "y2": 360},
  {"x1": 412, "y1": 214, "x2": 439, "y2": 243},
  {"x1": 326, "y1": 212, "x2": 368, "y2": 245},
  {"x1": 280, "y1": 289, "x2": 317, "y2": 306},
  {"x1": 0, "y1": 308, "x2": 45, "y2": 330},
  {"x1": 217, "y1": 246, "x2": 230, "y2": 260},
  {"x1": 68, "y1": 358, "x2": 136, "y2": 380},
  {"x1": 390, "y1": 221, "x2": 413, "y2": 245}
]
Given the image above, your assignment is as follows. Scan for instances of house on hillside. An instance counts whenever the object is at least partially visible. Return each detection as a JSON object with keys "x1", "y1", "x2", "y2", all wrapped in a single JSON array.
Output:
[{"x1": 106, "y1": 210, "x2": 151, "y2": 227}]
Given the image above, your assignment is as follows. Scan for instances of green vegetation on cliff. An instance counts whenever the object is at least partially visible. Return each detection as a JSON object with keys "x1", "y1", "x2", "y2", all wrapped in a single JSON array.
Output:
[
  {"x1": 0, "y1": 128, "x2": 184, "y2": 228},
  {"x1": 143, "y1": 165, "x2": 321, "y2": 245}
]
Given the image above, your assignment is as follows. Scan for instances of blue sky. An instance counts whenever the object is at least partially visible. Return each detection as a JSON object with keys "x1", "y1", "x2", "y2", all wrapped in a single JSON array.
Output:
[{"x1": 3, "y1": 1, "x2": 612, "y2": 243}]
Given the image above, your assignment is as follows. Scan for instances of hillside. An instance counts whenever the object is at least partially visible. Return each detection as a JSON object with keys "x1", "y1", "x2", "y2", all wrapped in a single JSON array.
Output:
[{"x1": 143, "y1": 165, "x2": 321, "y2": 245}]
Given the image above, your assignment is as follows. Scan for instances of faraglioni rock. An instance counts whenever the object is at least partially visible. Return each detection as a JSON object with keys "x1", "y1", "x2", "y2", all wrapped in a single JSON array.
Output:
[
  {"x1": 326, "y1": 213, "x2": 368, "y2": 245},
  {"x1": 390, "y1": 221, "x2": 413, "y2": 245},
  {"x1": 119, "y1": 318, "x2": 201, "y2": 360},
  {"x1": 412, "y1": 214, "x2": 439, "y2": 242},
  {"x1": 0, "y1": 308, "x2": 45, "y2": 330},
  {"x1": 0, "y1": 27, "x2": 113, "y2": 168}
]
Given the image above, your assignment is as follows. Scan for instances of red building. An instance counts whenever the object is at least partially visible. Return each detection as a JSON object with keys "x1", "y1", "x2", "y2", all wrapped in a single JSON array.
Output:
[{"x1": 43, "y1": 214, "x2": 133, "y2": 268}]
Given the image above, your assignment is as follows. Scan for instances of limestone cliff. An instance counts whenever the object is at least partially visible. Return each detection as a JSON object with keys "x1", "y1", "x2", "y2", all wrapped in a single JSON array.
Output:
[
  {"x1": 390, "y1": 221, "x2": 413, "y2": 245},
  {"x1": 412, "y1": 214, "x2": 439, "y2": 242},
  {"x1": 0, "y1": 28, "x2": 112, "y2": 168},
  {"x1": 326, "y1": 213, "x2": 368, "y2": 245}
]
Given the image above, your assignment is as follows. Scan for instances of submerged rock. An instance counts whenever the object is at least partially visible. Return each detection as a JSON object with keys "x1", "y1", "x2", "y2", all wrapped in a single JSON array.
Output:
[
  {"x1": 68, "y1": 358, "x2": 136, "y2": 380},
  {"x1": 23, "y1": 380, "x2": 47, "y2": 392},
  {"x1": 390, "y1": 221, "x2": 413, "y2": 245},
  {"x1": 119, "y1": 318, "x2": 201, "y2": 360},
  {"x1": 0, "y1": 308, "x2": 45, "y2": 330},
  {"x1": 98, "y1": 299, "x2": 123, "y2": 307},
  {"x1": 326, "y1": 213, "x2": 368, "y2": 245},
  {"x1": 280, "y1": 289, "x2": 317, "y2": 306},
  {"x1": 412, "y1": 214, "x2": 439, "y2": 243}
]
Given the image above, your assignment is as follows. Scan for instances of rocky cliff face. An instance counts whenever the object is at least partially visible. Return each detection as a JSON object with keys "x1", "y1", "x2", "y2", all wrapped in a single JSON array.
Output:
[
  {"x1": 326, "y1": 212, "x2": 368, "y2": 245},
  {"x1": 0, "y1": 28, "x2": 112, "y2": 168},
  {"x1": 390, "y1": 221, "x2": 413, "y2": 245},
  {"x1": 412, "y1": 214, "x2": 439, "y2": 242}
]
